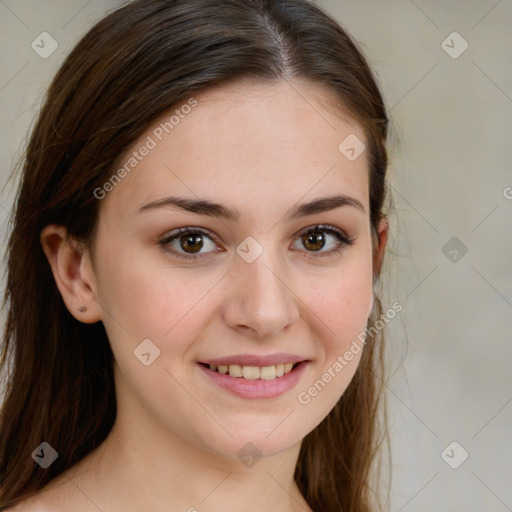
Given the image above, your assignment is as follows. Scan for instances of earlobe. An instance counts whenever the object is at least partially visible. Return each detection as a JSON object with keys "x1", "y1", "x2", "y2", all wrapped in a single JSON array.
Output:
[{"x1": 40, "y1": 224, "x2": 102, "y2": 323}]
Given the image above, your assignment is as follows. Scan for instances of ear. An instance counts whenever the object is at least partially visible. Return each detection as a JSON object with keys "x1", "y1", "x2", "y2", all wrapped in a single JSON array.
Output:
[
  {"x1": 373, "y1": 216, "x2": 389, "y2": 278},
  {"x1": 369, "y1": 216, "x2": 389, "y2": 316},
  {"x1": 40, "y1": 224, "x2": 102, "y2": 323}
]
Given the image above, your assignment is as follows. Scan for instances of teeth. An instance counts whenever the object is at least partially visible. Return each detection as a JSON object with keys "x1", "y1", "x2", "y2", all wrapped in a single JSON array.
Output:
[
  {"x1": 260, "y1": 365, "x2": 276, "y2": 380},
  {"x1": 208, "y1": 362, "x2": 298, "y2": 379},
  {"x1": 242, "y1": 366, "x2": 260, "y2": 380},
  {"x1": 228, "y1": 364, "x2": 243, "y2": 378}
]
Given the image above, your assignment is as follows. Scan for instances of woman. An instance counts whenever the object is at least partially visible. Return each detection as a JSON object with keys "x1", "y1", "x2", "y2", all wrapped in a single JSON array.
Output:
[{"x1": 0, "y1": 0, "x2": 393, "y2": 510}]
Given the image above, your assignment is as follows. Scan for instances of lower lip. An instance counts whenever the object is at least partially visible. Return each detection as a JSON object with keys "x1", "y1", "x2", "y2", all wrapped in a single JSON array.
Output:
[{"x1": 198, "y1": 361, "x2": 309, "y2": 399}]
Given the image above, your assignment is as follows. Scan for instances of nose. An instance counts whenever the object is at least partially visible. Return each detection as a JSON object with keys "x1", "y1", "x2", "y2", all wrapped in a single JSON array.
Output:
[{"x1": 221, "y1": 247, "x2": 300, "y2": 339}]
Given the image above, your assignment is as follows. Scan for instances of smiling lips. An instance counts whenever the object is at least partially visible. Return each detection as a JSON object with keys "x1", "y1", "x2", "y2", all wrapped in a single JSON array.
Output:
[
  {"x1": 198, "y1": 356, "x2": 309, "y2": 399},
  {"x1": 200, "y1": 353, "x2": 306, "y2": 381},
  {"x1": 208, "y1": 362, "x2": 296, "y2": 380}
]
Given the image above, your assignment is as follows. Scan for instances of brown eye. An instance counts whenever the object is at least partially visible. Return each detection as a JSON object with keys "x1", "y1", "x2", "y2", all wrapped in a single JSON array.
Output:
[
  {"x1": 179, "y1": 233, "x2": 203, "y2": 253},
  {"x1": 159, "y1": 227, "x2": 220, "y2": 259},
  {"x1": 302, "y1": 231, "x2": 326, "y2": 252},
  {"x1": 292, "y1": 225, "x2": 354, "y2": 258}
]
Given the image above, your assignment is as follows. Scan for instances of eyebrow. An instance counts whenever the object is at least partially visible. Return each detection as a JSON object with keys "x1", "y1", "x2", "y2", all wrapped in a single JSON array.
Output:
[{"x1": 137, "y1": 193, "x2": 365, "y2": 220}]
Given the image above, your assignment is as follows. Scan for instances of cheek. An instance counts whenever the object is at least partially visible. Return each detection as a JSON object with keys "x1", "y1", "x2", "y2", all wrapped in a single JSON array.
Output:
[
  {"x1": 309, "y1": 263, "x2": 373, "y2": 346},
  {"x1": 298, "y1": 261, "x2": 373, "y2": 403},
  {"x1": 94, "y1": 246, "x2": 224, "y2": 363}
]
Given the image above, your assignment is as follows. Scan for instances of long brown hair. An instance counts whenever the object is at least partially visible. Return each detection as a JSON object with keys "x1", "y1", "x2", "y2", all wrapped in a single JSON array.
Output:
[{"x1": 0, "y1": 1, "x2": 392, "y2": 510}]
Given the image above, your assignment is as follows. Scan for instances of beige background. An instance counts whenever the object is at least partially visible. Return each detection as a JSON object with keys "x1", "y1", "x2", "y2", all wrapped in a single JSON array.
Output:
[{"x1": 1, "y1": 1, "x2": 511, "y2": 510}]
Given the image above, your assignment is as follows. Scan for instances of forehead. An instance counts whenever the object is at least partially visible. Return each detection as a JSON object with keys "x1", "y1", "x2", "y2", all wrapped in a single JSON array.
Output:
[{"x1": 101, "y1": 79, "x2": 369, "y2": 222}]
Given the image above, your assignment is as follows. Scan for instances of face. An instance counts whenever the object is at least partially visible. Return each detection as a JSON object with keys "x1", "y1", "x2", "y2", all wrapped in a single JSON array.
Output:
[{"x1": 86, "y1": 79, "x2": 386, "y2": 461}]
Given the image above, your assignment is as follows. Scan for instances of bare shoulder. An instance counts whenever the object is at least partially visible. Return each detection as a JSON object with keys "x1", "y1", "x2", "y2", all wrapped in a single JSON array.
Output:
[{"x1": 5, "y1": 444, "x2": 109, "y2": 512}]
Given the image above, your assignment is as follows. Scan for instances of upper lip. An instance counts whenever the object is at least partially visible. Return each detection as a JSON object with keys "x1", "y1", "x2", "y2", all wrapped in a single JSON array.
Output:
[{"x1": 200, "y1": 353, "x2": 309, "y2": 367}]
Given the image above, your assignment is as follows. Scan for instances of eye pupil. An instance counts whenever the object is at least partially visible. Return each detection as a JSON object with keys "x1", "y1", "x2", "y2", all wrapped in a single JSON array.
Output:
[
  {"x1": 303, "y1": 231, "x2": 325, "y2": 251},
  {"x1": 181, "y1": 234, "x2": 203, "y2": 253}
]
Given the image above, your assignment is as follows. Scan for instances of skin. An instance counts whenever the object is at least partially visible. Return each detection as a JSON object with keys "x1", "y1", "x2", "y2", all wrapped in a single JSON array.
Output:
[{"x1": 22, "y1": 78, "x2": 388, "y2": 512}]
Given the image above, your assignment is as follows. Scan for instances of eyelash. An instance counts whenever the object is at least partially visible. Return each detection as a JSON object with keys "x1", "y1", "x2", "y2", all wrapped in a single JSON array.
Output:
[{"x1": 159, "y1": 224, "x2": 355, "y2": 261}]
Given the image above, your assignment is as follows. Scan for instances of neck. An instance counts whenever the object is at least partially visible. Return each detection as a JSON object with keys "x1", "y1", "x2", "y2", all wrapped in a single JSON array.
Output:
[
  {"x1": 82, "y1": 421, "x2": 310, "y2": 511},
  {"x1": 55, "y1": 381, "x2": 313, "y2": 512}
]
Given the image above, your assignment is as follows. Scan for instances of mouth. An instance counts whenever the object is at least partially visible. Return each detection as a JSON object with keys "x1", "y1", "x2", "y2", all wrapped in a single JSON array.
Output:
[
  {"x1": 197, "y1": 357, "x2": 310, "y2": 399},
  {"x1": 198, "y1": 361, "x2": 300, "y2": 380}
]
